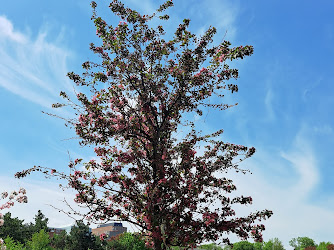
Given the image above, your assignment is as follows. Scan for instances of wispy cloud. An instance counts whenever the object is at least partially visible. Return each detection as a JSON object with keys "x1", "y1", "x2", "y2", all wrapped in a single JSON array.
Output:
[
  {"x1": 0, "y1": 175, "x2": 79, "y2": 227},
  {"x1": 185, "y1": 0, "x2": 239, "y2": 41},
  {"x1": 0, "y1": 175, "x2": 140, "y2": 232},
  {"x1": 0, "y1": 16, "x2": 26, "y2": 43},
  {"x1": 224, "y1": 125, "x2": 332, "y2": 248},
  {"x1": 264, "y1": 88, "x2": 275, "y2": 121},
  {"x1": 280, "y1": 128, "x2": 319, "y2": 197},
  {"x1": 0, "y1": 16, "x2": 73, "y2": 109}
]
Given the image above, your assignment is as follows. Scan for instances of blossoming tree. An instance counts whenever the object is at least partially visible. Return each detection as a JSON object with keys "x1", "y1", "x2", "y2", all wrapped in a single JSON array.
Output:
[
  {"x1": 16, "y1": 0, "x2": 272, "y2": 249},
  {"x1": 0, "y1": 188, "x2": 27, "y2": 227}
]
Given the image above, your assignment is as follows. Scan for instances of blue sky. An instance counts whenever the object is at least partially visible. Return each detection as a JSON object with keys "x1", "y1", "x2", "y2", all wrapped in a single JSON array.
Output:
[{"x1": 1, "y1": 0, "x2": 334, "y2": 248}]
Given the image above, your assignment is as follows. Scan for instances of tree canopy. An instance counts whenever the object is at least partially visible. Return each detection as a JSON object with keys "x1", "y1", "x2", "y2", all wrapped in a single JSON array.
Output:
[{"x1": 16, "y1": 0, "x2": 273, "y2": 249}]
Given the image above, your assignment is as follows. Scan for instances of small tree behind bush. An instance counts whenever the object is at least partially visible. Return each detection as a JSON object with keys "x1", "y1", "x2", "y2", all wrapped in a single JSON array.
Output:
[
  {"x1": 107, "y1": 232, "x2": 149, "y2": 250},
  {"x1": 33, "y1": 210, "x2": 49, "y2": 234},
  {"x1": 233, "y1": 241, "x2": 255, "y2": 250},
  {"x1": 289, "y1": 237, "x2": 316, "y2": 250},
  {"x1": 66, "y1": 220, "x2": 100, "y2": 250},
  {"x1": 263, "y1": 238, "x2": 284, "y2": 250},
  {"x1": 26, "y1": 229, "x2": 52, "y2": 250},
  {"x1": 253, "y1": 241, "x2": 263, "y2": 250},
  {"x1": 51, "y1": 230, "x2": 67, "y2": 249},
  {"x1": 199, "y1": 243, "x2": 224, "y2": 249}
]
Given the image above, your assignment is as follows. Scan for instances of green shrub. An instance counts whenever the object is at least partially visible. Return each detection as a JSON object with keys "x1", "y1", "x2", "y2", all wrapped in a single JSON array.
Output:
[
  {"x1": 233, "y1": 241, "x2": 255, "y2": 250},
  {"x1": 3, "y1": 236, "x2": 25, "y2": 250},
  {"x1": 199, "y1": 243, "x2": 224, "y2": 249},
  {"x1": 26, "y1": 229, "x2": 52, "y2": 250},
  {"x1": 317, "y1": 242, "x2": 332, "y2": 250},
  {"x1": 263, "y1": 238, "x2": 285, "y2": 250},
  {"x1": 107, "y1": 232, "x2": 149, "y2": 250},
  {"x1": 253, "y1": 242, "x2": 264, "y2": 250}
]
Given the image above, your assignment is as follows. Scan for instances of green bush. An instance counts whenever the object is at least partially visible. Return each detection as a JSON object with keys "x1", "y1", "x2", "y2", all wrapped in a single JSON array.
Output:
[
  {"x1": 107, "y1": 232, "x2": 149, "y2": 250},
  {"x1": 317, "y1": 242, "x2": 332, "y2": 250},
  {"x1": 233, "y1": 241, "x2": 255, "y2": 250},
  {"x1": 26, "y1": 229, "x2": 52, "y2": 250},
  {"x1": 199, "y1": 243, "x2": 224, "y2": 249},
  {"x1": 3, "y1": 236, "x2": 26, "y2": 250},
  {"x1": 263, "y1": 238, "x2": 285, "y2": 250},
  {"x1": 253, "y1": 242, "x2": 264, "y2": 250}
]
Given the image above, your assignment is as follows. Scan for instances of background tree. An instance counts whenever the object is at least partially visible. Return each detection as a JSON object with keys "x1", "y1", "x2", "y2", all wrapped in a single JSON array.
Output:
[
  {"x1": 66, "y1": 220, "x2": 101, "y2": 250},
  {"x1": 233, "y1": 241, "x2": 255, "y2": 250},
  {"x1": 253, "y1": 241, "x2": 264, "y2": 250},
  {"x1": 0, "y1": 212, "x2": 30, "y2": 244},
  {"x1": 33, "y1": 210, "x2": 49, "y2": 234},
  {"x1": 50, "y1": 230, "x2": 67, "y2": 250},
  {"x1": 16, "y1": 0, "x2": 273, "y2": 249},
  {"x1": 262, "y1": 238, "x2": 284, "y2": 250},
  {"x1": 22, "y1": 210, "x2": 50, "y2": 242},
  {"x1": 289, "y1": 237, "x2": 317, "y2": 250}
]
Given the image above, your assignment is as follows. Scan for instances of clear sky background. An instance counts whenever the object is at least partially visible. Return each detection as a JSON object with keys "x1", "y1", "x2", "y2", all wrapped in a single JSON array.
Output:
[{"x1": 1, "y1": 0, "x2": 334, "y2": 248}]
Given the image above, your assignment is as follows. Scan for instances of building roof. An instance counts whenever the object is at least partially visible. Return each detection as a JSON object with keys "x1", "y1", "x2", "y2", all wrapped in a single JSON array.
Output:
[{"x1": 96, "y1": 222, "x2": 123, "y2": 228}]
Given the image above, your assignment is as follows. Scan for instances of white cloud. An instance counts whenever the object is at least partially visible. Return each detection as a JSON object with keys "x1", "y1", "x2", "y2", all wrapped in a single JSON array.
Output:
[
  {"x1": 0, "y1": 175, "x2": 139, "y2": 233},
  {"x1": 0, "y1": 16, "x2": 27, "y2": 43},
  {"x1": 222, "y1": 126, "x2": 332, "y2": 249},
  {"x1": 0, "y1": 16, "x2": 74, "y2": 110},
  {"x1": 187, "y1": 0, "x2": 239, "y2": 41},
  {"x1": 0, "y1": 176, "x2": 79, "y2": 227}
]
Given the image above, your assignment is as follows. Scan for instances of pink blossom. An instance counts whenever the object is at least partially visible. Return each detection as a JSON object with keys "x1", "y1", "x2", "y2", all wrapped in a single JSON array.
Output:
[
  {"x1": 218, "y1": 54, "x2": 225, "y2": 62},
  {"x1": 100, "y1": 233, "x2": 107, "y2": 241},
  {"x1": 158, "y1": 178, "x2": 167, "y2": 184}
]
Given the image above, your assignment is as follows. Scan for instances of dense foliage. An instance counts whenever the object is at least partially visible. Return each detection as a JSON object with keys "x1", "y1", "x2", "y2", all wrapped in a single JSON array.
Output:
[
  {"x1": 289, "y1": 237, "x2": 318, "y2": 250},
  {"x1": 66, "y1": 220, "x2": 101, "y2": 250},
  {"x1": 107, "y1": 232, "x2": 150, "y2": 250},
  {"x1": 0, "y1": 212, "x2": 31, "y2": 244}
]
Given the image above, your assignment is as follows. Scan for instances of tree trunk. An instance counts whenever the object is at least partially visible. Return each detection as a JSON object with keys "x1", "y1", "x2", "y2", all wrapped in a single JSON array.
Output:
[{"x1": 154, "y1": 238, "x2": 164, "y2": 250}]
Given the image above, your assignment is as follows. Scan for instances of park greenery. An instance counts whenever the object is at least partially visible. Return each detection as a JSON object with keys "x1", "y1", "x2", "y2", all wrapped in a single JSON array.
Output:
[{"x1": 0, "y1": 209, "x2": 333, "y2": 249}]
